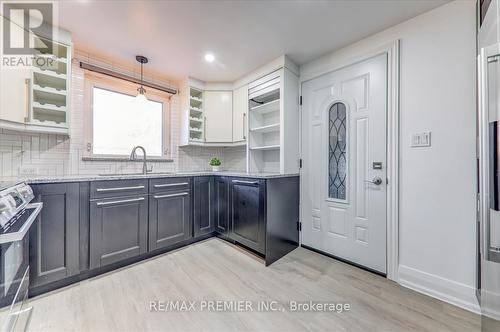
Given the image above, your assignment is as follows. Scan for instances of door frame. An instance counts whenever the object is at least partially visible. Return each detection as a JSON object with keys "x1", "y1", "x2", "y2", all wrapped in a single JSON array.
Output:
[{"x1": 299, "y1": 40, "x2": 400, "y2": 281}]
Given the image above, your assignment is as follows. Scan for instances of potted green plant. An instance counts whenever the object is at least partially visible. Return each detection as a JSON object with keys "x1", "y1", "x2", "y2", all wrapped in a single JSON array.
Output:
[{"x1": 209, "y1": 157, "x2": 222, "y2": 172}]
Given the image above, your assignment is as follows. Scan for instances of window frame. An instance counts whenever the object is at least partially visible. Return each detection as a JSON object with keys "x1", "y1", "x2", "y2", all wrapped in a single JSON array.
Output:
[
  {"x1": 327, "y1": 101, "x2": 348, "y2": 202},
  {"x1": 83, "y1": 71, "x2": 172, "y2": 159},
  {"x1": 325, "y1": 100, "x2": 350, "y2": 205}
]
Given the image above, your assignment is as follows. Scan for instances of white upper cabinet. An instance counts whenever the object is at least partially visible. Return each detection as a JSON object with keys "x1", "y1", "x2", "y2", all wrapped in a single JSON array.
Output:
[
  {"x1": 0, "y1": 17, "x2": 72, "y2": 135},
  {"x1": 0, "y1": 68, "x2": 32, "y2": 124},
  {"x1": 204, "y1": 91, "x2": 233, "y2": 143},
  {"x1": 232, "y1": 85, "x2": 248, "y2": 142},
  {"x1": 179, "y1": 56, "x2": 297, "y2": 154},
  {"x1": 179, "y1": 79, "x2": 242, "y2": 147}
]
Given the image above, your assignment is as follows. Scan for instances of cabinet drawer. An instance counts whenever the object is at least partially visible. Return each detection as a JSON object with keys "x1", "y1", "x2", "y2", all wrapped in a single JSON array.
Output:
[
  {"x1": 149, "y1": 177, "x2": 191, "y2": 193},
  {"x1": 90, "y1": 179, "x2": 148, "y2": 199}
]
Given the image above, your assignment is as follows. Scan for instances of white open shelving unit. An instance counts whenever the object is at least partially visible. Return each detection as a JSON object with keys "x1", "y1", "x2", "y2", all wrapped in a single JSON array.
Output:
[
  {"x1": 0, "y1": 19, "x2": 72, "y2": 135},
  {"x1": 29, "y1": 36, "x2": 71, "y2": 131},
  {"x1": 188, "y1": 87, "x2": 204, "y2": 142},
  {"x1": 247, "y1": 67, "x2": 299, "y2": 174}
]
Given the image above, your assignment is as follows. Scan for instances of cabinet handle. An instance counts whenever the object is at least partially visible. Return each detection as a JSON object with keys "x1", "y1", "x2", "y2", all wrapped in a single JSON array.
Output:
[
  {"x1": 232, "y1": 180, "x2": 259, "y2": 185},
  {"x1": 154, "y1": 182, "x2": 189, "y2": 188},
  {"x1": 25, "y1": 78, "x2": 32, "y2": 123},
  {"x1": 96, "y1": 185, "x2": 145, "y2": 192},
  {"x1": 154, "y1": 192, "x2": 189, "y2": 199},
  {"x1": 204, "y1": 116, "x2": 207, "y2": 141},
  {"x1": 96, "y1": 197, "x2": 145, "y2": 206},
  {"x1": 243, "y1": 113, "x2": 246, "y2": 140}
]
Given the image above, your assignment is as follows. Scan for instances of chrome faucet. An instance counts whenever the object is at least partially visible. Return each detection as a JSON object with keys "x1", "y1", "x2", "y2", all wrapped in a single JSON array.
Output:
[{"x1": 130, "y1": 146, "x2": 150, "y2": 174}]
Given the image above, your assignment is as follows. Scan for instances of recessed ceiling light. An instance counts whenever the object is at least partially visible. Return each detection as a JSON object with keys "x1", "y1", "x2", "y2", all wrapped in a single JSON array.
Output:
[{"x1": 204, "y1": 53, "x2": 215, "y2": 63}]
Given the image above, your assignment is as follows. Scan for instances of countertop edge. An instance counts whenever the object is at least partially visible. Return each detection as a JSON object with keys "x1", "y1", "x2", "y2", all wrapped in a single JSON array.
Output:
[
  {"x1": 2, "y1": 172, "x2": 300, "y2": 186},
  {"x1": 82, "y1": 157, "x2": 174, "y2": 163}
]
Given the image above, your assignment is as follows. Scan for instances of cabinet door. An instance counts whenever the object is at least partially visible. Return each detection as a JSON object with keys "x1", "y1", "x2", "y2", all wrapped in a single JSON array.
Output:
[
  {"x1": 230, "y1": 179, "x2": 266, "y2": 254},
  {"x1": 149, "y1": 190, "x2": 191, "y2": 250},
  {"x1": 232, "y1": 85, "x2": 248, "y2": 142},
  {"x1": 204, "y1": 91, "x2": 233, "y2": 142},
  {"x1": 0, "y1": 68, "x2": 32, "y2": 124},
  {"x1": 29, "y1": 183, "x2": 80, "y2": 288},
  {"x1": 193, "y1": 176, "x2": 214, "y2": 237},
  {"x1": 90, "y1": 195, "x2": 148, "y2": 269},
  {"x1": 214, "y1": 177, "x2": 229, "y2": 235}
]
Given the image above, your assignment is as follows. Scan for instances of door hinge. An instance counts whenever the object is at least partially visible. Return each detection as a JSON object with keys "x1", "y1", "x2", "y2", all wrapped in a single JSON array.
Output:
[
  {"x1": 299, "y1": 158, "x2": 302, "y2": 169},
  {"x1": 297, "y1": 221, "x2": 302, "y2": 231},
  {"x1": 299, "y1": 96, "x2": 303, "y2": 105}
]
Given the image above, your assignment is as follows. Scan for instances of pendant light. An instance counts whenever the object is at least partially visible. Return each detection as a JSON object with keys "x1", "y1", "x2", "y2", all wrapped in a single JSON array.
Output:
[{"x1": 135, "y1": 55, "x2": 148, "y2": 102}]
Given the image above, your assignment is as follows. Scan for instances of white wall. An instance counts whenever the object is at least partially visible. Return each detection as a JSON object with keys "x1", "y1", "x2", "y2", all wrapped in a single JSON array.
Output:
[{"x1": 300, "y1": 1, "x2": 478, "y2": 312}]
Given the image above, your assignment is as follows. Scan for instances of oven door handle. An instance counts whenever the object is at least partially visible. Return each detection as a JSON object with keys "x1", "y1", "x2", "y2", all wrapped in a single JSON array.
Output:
[{"x1": 0, "y1": 202, "x2": 43, "y2": 244}]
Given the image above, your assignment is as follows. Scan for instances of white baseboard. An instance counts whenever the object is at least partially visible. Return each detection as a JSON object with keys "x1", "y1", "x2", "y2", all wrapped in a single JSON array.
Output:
[{"x1": 398, "y1": 265, "x2": 480, "y2": 314}]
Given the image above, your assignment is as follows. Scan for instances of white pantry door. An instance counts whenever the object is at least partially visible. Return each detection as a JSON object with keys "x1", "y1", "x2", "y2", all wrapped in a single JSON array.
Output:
[{"x1": 301, "y1": 54, "x2": 387, "y2": 273}]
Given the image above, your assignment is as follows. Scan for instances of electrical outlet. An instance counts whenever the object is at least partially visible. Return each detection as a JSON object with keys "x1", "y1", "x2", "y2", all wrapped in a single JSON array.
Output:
[
  {"x1": 411, "y1": 132, "x2": 431, "y2": 147},
  {"x1": 19, "y1": 166, "x2": 38, "y2": 176}
]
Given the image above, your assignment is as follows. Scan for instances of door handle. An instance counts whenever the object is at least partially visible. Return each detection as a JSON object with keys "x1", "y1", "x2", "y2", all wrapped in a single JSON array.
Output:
[
  {"x1": 96, "y1": 197, "x2": 145, "y2": 206},
  {"x1": 243, "y1": 113, "x2": 246, "y2": 140},
  {"x1": 204, "y1": 116, "x2": 207, "y2": 141},
  {"x1": 154, "y1": 182, "x2": 189, "y2": 188},
  {"x1": 96, "y1": 185, "x2": 145, "y2": 192},
  {"x1": 233, "y1": 180, "x2": 259, "y2": 185},
  {"x1": 25, "y1": 78, "x2": 32, "y2": 123},
  {"x1": 364, "y1": 177, "x2": 383, "y2": 185},
  {"x1": 154, "y1": 192, "x2": 189, "y2": 199}
]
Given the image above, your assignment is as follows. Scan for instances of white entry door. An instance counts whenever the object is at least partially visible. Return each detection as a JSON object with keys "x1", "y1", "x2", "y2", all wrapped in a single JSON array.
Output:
[{"x1": 301, "y1": 54, "x2": 387, "y2": 273}]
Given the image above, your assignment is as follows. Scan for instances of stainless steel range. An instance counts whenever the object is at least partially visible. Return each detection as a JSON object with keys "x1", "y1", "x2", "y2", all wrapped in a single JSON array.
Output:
[{"x1": 0, "y1": 182, "x2": 42, "y2": 332}]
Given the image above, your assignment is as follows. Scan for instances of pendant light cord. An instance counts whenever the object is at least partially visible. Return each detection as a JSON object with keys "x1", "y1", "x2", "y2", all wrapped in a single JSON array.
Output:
[{"x1": 135, "y1": 55, "x2": 148, "y2": 96}]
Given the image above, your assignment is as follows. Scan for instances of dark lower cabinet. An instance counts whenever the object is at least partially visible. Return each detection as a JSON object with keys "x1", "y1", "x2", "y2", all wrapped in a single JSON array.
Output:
[
  {"x1": 230, "y1": 178, "x2": 266, "y2": 254},
  {"x1": 193, "y1": 176, "x2": 214, "y2": 237},
  {"x1": 90, "y1": 194, "x2": 148, "y2": 269},
  {"x1": 27, "y1": 175, "x2": 299, "y2": 297},
  {"x1": 29, "y1": 183, "x2": 80, "y2": 288},
  {"x1": 149, "y1": 190, "x2": 191, "y2": 250},
  {"x1": 214, "y1": 177, "x2": 229, "y2": 236}
]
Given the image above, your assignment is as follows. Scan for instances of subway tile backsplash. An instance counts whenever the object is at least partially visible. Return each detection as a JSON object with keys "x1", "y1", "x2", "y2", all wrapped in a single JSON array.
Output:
[{"x1": 0, "y1": 62, "x2": 246, "y2": 178}]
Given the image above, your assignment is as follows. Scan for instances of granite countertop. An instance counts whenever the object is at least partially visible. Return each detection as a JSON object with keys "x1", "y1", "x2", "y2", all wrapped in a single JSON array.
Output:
[
  {"x1": 0, "y1": 171, "x2": 299, "y2": 186},
  {"x1": 0, "y1": 180, "x2": 24, "y2": 191}
]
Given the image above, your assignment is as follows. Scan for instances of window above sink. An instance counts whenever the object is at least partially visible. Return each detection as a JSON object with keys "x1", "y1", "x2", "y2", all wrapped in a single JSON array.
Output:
[{"x1": 83, "y1": 72, "x2": 173, "y2": 160}]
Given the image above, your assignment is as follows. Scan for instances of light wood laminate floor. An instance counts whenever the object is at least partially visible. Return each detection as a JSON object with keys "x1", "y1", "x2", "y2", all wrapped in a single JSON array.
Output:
[{"x1": 12, "y1": 239, "x2": 480, "y2": 331}]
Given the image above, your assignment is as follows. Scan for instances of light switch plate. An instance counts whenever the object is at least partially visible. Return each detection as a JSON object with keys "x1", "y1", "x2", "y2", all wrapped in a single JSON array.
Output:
[{"x1": 411, "y1": 132, "x2": 431, "y2": 147}]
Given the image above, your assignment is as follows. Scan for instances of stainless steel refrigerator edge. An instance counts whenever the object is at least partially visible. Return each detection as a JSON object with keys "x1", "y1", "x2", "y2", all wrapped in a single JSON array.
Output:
[{"x1": 478, "y1": 0, "x2": 500, "y2": 330}]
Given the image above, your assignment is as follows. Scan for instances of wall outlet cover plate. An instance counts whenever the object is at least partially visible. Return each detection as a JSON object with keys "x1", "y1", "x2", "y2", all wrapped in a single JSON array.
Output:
[{"x1": 19, "y1": 166, "x2": 38, "y2": 176}]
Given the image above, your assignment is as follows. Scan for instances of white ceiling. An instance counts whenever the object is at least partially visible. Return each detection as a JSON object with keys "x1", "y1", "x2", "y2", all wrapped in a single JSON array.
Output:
[{"x1": 58, "y1": 0, "x2": 448, "y2": 82}]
